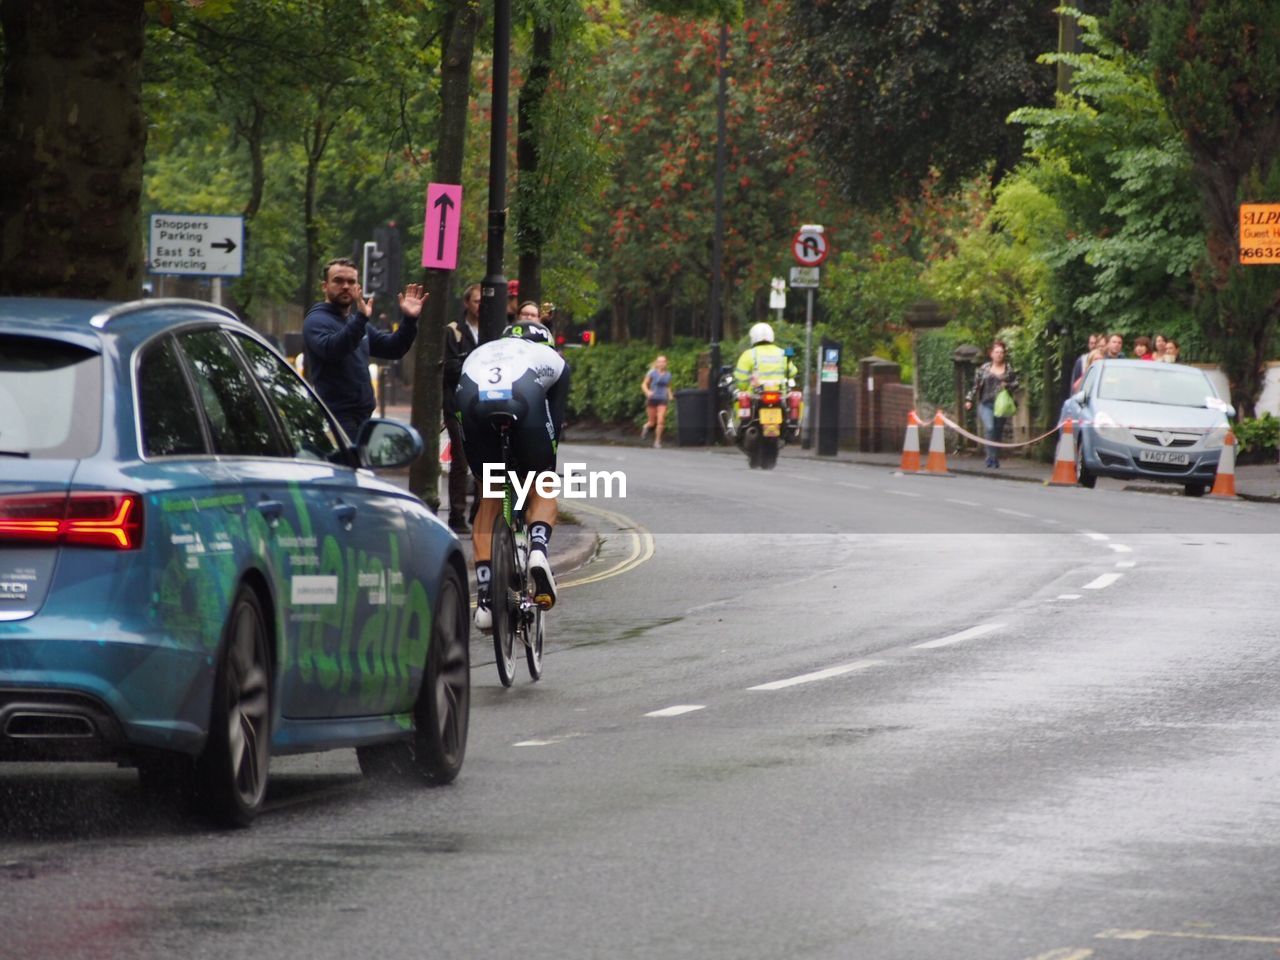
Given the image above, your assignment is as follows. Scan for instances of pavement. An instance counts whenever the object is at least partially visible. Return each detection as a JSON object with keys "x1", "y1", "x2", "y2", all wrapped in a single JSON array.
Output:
[{"x1": 554, "y1": 419, "x2": 1280, "y2": 503}]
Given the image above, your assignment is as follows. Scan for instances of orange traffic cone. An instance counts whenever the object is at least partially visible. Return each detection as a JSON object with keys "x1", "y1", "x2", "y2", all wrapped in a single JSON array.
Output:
[
  {"x1": 1048, "y1": 419, "x2": 1078, "y2": 486},
  {"x1": 922, "y1": 410, "x2": 951, "y2": 475},
  {"x1": 1209, "y1": 428, "x2": 1236, "y2": 498},
  {"x1": 899, "y1": 411, "x2": 922, "y2": 472}
]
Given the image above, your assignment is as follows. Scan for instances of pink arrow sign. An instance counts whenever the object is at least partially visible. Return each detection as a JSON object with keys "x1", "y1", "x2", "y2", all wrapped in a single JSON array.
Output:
[{"x1": 422, "y1": 182, "x2": 462, "y2": 270}]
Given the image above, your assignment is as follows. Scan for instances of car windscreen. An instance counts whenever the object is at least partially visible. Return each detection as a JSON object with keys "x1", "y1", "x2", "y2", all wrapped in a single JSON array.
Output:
[
  {"x1": 0, "y1": 335, "x2": 102, "y2": 458},
  {"x1": 1096, "y1": 365, "x2": 1215, "y2": 407}
]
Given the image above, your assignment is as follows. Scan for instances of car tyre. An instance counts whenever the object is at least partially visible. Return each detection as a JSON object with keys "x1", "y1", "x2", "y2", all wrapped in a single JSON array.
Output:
[
  {"x1": 358, "y1": 566, "x2": 470, "y2": 784},
  {"x1": 1076, "y1": 438, "x2": 1097, "y2": 489},
  {"x1": 194, "y1": 585, "x2": 272, "y2": 828}
]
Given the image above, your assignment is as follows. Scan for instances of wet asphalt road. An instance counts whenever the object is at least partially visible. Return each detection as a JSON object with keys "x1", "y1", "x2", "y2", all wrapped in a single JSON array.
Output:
[{"x1": 4, "y1": 443, "x2": 1280, "y2": 960}]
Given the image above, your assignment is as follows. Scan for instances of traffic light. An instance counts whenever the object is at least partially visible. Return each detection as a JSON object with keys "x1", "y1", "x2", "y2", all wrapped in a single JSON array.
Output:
[
  {"x1": 365, "y1": 248, "x2": 389, "y2": 296},
  {"x1": 581, "y1": 330, "x2": 596, "y2": 347}
]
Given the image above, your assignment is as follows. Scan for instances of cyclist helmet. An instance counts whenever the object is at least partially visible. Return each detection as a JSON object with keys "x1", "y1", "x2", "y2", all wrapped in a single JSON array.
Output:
[
  {"x1": 749, "y1": 322, "x2": 774, "y2": 345},
  {"x1": 502, "y1": 321, "x2": 553, "y2": 345}
]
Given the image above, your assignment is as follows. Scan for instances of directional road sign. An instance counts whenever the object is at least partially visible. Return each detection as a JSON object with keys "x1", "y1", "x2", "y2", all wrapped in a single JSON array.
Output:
[
  {"x1": 792, "y1": 225, "x2": 829, "y2": 267},
  {"x1": 149, "y1": 214, "x2": 244, "y2": 276},
  {"x1": 423, "y1": 182, "x2": 463, "y2": 270}
]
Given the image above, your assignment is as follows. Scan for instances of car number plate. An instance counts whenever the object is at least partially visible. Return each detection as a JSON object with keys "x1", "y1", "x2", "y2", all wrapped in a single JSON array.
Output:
[
  {"x1": 1138, "y1": 449, "x2": 1190, "y2": 465},
  {"x1": 760, "y1": 408, "x2": 783, "y2": 425}
]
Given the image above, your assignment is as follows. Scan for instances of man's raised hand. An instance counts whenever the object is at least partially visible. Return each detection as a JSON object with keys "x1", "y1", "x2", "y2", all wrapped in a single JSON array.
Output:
[{"x1": 399, "y1": 283, "x2": 427, "y2": 319}]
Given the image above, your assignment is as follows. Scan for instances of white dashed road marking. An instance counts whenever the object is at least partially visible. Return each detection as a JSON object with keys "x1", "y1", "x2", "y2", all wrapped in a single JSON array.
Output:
[
  {"x1": 1083, "y1": 573, "x2": 1122, "y2": 590},
  {"x1": 1108, "y1": 544, "x2": 1133, "y2": 553},
  {"x1": 749, "y1": 660, "x2": 882, "y2": 691},
  {"x1": 887, "y1": 489, "x2": 922, "y2": 498},
  {"x1": 913, "y1": 623, "x2": 1004, "y2": 649},
  {"x1": 644, "y1": 705, "x2": 706, "y2": 718},
  {"x1": 1084, "y1": 532, "x2": 1110, "y2": 541},
  {"x1": 1055, "y1": 594, "x2": 1082, "y2": 601},
  {"x1": 1115, "y1": 560, "x2": 1136, "y2": 568},
  {"x1": 945, "y1": 498, "x2": 979, "y2": 507},
  {"x1": 996, "y1": 508, "x2": 1033, "y2": 518}
]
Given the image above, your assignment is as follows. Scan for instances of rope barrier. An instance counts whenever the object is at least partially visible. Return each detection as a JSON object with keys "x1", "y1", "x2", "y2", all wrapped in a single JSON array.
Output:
[{"x1": 938, "y1": 414, "x2": 1067, "y2": 450}]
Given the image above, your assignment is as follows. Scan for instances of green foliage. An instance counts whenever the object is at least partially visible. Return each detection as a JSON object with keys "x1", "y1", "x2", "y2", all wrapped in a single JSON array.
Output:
[
  {"x1": 1101, "y1": 0, "x2": 1280, "y2": 412},
  {"x1": 778, "y1": 0, "x2": 1058, "y2": 208},
  {"x1": 915, "y1": 329, "x2": 968, "y2": 407},
  {"x1": 1007, "y1": 13, "x2": 1202, "y2": 339},
  {"x1": 1233, "y1": 414, "x2": 1278, "y2": 465},
  {"x1": 566, "y1": 340, "x2": 703, "y2": 423},
  {"x1": 592, "y1": 1, "x2": 851, "y2": 337},
  {"x1": 821, "y1": 246, "x2": 926, "y2": 361}
]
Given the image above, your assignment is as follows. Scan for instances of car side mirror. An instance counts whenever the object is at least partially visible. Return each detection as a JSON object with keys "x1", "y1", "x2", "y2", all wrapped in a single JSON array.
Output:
[
  {"x1": 1071, "y1": 391, "x2": 1086, "y2": 405},
  {"x1": 357, "y1": 419, "x2": 423, "y2": 469}
]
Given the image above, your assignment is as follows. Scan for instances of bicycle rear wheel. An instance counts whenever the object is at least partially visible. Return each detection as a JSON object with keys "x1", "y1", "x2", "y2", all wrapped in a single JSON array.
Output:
[
  {"x1": 490, "y1": 514, "x2": 518, "y2": 687},
  {"x1": 524, "y1": 604, "x2": 544, "y2": 680}
]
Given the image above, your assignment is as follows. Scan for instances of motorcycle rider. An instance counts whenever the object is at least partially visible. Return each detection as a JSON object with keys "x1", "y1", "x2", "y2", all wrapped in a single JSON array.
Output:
[
  {"x1": 456, "y1": 320, "x2": 568, "y2": 631},
  {"x1": 733, "y1": 322, "x2": 798, "y2": 431}
]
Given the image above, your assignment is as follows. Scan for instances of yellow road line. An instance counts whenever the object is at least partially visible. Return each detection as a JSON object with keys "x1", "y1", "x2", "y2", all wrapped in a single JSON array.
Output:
[{"x1": 559, "y1": 502, "x2": 655, "y2": 589}]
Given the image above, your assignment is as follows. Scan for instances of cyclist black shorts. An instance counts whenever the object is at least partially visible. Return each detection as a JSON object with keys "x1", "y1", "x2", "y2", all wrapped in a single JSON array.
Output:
[{"x1": 457, "y1": 368, "x2": 558, "y2": 482}]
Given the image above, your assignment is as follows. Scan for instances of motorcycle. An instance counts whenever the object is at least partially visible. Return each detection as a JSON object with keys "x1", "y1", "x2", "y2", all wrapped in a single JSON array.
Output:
[{"x1": 718, "y1": 371, "x2": 802, "y2": 470}]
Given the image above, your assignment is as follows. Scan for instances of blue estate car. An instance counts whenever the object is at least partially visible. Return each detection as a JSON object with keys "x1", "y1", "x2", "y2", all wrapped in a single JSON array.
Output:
[
  {"x1": 1060, "y1": 358, "x2": 1233, "y2": 497},
  {"x1": 0, "y1": 298, "x2": 469, "y2": 826}
]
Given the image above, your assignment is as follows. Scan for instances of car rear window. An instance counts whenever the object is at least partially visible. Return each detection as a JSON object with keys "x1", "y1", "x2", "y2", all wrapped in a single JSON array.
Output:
[
  {"x1": 1097, "y1": 366, "x2": 1215, "y2": 407},
  {"x1": 0, "y1": 335, "x2": 102, "y2": 458}
]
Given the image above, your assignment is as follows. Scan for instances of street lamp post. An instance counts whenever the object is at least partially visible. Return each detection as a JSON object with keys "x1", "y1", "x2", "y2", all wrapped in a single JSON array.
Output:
[
  {"x1": 707, "y1": 22, "x2": 729, "y2": 443},
  {"x1": 480, "y1": 0, "x2": 512, "y2": 344}
]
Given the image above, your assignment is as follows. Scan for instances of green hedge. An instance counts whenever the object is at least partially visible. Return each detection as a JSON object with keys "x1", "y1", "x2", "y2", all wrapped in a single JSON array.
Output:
[
  {"x1": 1235, "y1": 414, "x2": 1279, "y2": 465},
  {"x1": 565, "y1": 340, "x2": 705, "y2": 425}
]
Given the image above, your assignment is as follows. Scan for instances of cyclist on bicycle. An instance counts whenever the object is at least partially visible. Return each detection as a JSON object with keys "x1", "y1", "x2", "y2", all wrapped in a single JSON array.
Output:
[{"x1": 456, "y1": 319, "x2": 569, "y2": 631}]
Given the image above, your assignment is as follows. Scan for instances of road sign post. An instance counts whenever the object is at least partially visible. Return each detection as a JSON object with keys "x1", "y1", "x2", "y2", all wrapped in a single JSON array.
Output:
[
  {"x1": 790, "y1": 225, "x2": 828, "y2": 448},
  {"x1": 148, "y1": 214, "x2": 244, "y2": 278}
]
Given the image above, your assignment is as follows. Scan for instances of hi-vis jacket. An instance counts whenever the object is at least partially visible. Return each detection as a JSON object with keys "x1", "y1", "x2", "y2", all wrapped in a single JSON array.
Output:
[{"x1": 734, "y1": 343, "x2": 797, "y2": 391}]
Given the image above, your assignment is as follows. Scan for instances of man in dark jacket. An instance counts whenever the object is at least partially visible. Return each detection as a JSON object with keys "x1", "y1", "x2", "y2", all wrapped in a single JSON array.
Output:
[
  {"x1": 441, "y1": 282, "x2": 481, "y2": 533},
  {"x1": 303, "y1": 257, "x2": 424, "y2": 441}
]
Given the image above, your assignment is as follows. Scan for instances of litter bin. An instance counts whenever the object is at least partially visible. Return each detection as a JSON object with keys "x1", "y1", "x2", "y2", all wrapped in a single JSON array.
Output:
[{"x1": 674, "y1": 388, "x2": 710, "y2": 446}]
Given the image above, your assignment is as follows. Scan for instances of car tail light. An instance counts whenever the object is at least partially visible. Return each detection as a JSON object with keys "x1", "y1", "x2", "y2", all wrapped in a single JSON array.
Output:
[
  {"x1": 761, "y1": 391, "x2": 781, "y2": 405},
  {"x1": 0, "y1": 492, "x2": 143, "y2": 550}
]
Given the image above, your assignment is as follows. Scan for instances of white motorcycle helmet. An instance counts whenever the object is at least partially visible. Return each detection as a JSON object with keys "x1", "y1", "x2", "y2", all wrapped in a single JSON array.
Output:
[{"x1": 749, "y1": 322, "x2": 774, "y2": 345}]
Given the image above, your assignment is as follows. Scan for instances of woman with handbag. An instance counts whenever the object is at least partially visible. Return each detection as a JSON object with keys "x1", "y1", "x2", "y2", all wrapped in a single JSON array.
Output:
[{"x1": 964, "y1": 339, "x2": 1020, "y2": 468}]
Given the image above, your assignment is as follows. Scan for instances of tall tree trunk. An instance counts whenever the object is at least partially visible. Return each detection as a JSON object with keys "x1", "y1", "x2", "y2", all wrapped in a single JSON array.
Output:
[
  {"x1": 610, "y1": 289, "x2": 629, "y2": 343},
  {"x1": 409, "y1": 1, "x2": 480, "y2": 507},
  {"x1": 299, "y1": 105, "x2": 336, "y2": 312},
  {"x1": 515, "y1": 21, "x2": 554, "y2": 305},
  {"x1": 228, "y1": 101, "x2": 267, "y2": 320},
  {"x1": 0, "y1": 0, "x2": 146, "y2": 299}
]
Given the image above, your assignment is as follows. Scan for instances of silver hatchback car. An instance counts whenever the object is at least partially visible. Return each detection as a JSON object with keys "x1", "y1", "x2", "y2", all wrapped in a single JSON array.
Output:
[{"x1": 1059, "y1": 359, "x2": 1234, "y2": 497}]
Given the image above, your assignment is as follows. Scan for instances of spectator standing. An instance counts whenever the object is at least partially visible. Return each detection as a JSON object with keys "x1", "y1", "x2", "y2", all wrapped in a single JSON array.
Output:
[
  {"x1": 303, "y1": 257, "x2": 423, "y2": 441},
  {"x1": 1104, "y1": 333, "x2": 1124, "y2": 359},
  {"x1": 506, "y1": 279, "x2": 520, "y2": 324},
  {"x1": 441, "y1": 282, "x2": 482, "y2": 533},
  {"x1": 1154, "y1": 333, "x2": 1167, "y2": 358},
  {"x1": 640, "y1": 354, "x2": 672, "y2": 448},
  {"x1": 964, "y1": 339, "x2": 1020, "y2": 469},
  {"x1": 1073, "y1": 346, "x2": 1104, "y2": 392},
  {"x1": 1134, "y1": 335, "x2": 1155, "y2": 360},
  {"x1": 1164, "y1": 339, "x2": 1181, "y2": 363},
  {"x1": 1070, "y1": 333, "x2": 1101, "y2": 393}
]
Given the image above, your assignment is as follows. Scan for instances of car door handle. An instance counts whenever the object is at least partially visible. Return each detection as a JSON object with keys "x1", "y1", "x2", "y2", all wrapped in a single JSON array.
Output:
[
  {"x1": 256, "y1": 499, "x2": 284, "y2": 521},
  {"x1": 333, "y1": 502, "x2": 357, "y2": 526}
]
